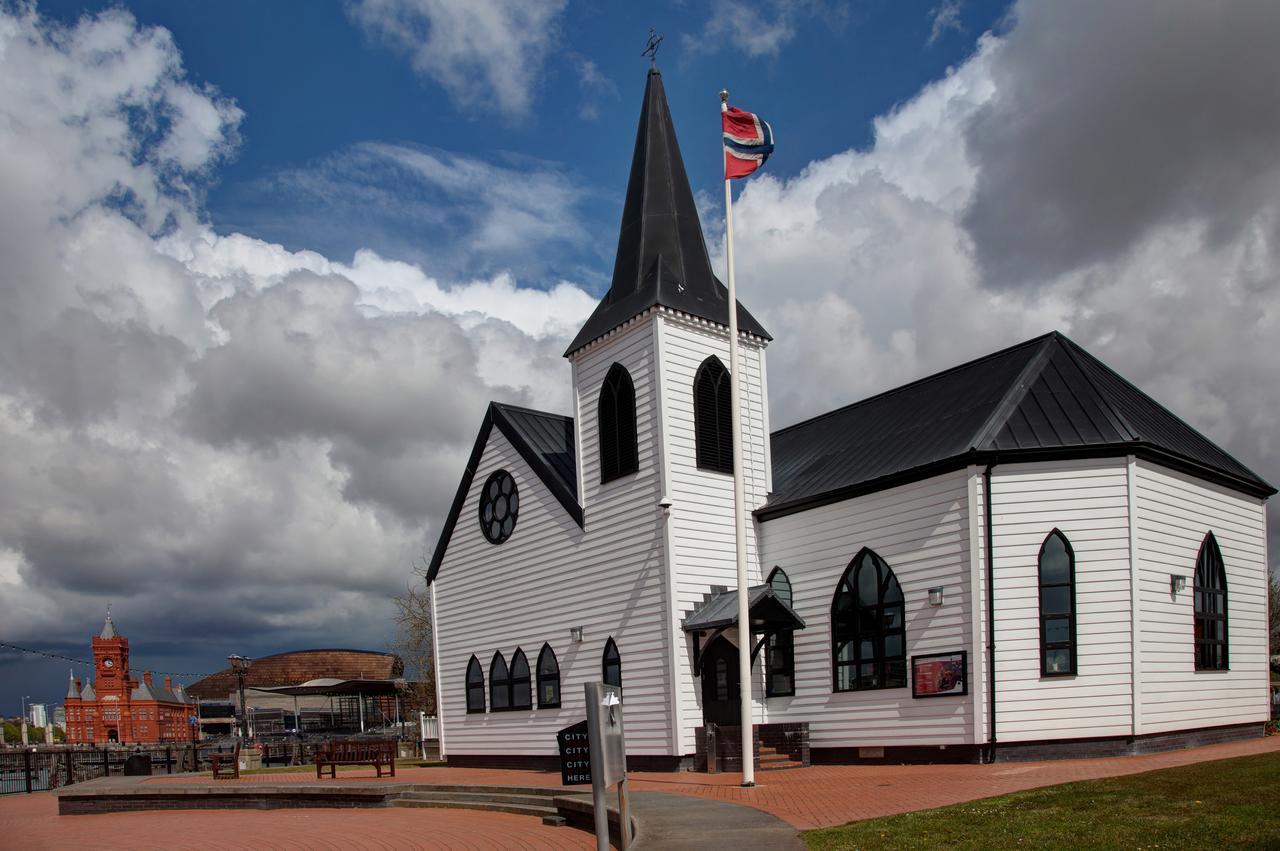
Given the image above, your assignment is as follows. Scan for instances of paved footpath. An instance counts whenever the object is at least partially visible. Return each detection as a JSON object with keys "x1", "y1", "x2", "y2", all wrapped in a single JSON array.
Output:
[
  {"x1": 148, "y1": 735, "x2": 1280, "y2": 829},
  {"x1": 2, "y1": 735, "x2": 1274, "y2": 850}
]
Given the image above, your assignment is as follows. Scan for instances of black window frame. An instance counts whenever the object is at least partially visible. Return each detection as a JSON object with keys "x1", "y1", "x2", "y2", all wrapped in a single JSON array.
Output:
[
  {"x1": 465, "y1": 656, "x2": 485, "y2": 714},
  {"x1": 509, "y1": 648, "x2": 532, "y2": 710},
  {"x1": 536, "y1": 643, "x2": 561, "y2": 709},
  {"x1": 693, "y1": 356, "x2": 733, "y2": 474},
  {"x1": 1194, "y1": 532, "x2": 1229, "y2": 671},
  {"x1": 489, "y1": 651, "x2": 511, "y2": 711},
  {"x1": 1038, "y1": 528, "x2": 1077, "y2": 677},
  {"x1": 478, "y1": 470, "x2": 519, "y2": 545},
  {"x1": 831, "y1": 548, "x2": 907, "y2": 692},
  {"x1": 602, "y1": 637, "x2": 622, "y2": 688},
  {"x1": 598, "y1": 363, "x2": 639, "y2": 483},
  {"x1": 766, "y1": 567, "x2": 796, "y2": 697}
]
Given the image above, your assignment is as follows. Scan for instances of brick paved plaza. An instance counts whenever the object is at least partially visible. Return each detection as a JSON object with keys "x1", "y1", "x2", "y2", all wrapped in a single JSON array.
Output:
[{"x1": 1, "y1": 736, "x2": 1275, "y2": 848}]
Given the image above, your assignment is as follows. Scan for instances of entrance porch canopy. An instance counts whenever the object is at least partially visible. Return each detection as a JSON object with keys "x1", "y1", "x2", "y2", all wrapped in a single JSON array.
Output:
[{"x1": 683, "y1": 585, "x2": 805, "y2": 675}]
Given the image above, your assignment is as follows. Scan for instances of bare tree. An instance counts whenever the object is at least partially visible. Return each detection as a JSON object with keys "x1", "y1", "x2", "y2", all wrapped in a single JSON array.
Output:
[
  {"x1": 393, "y1": 554, "x2": 436, "y2": 716},
  {"x1": 1270, "y1": 570, "x2": 1279, "y2": 661}
]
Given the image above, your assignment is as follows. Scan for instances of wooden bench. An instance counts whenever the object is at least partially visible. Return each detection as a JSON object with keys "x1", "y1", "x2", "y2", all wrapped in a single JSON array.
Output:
[
  {"x1": 210, "y1": 742, "x2": 241, "y2": 780},
  {"x1": 315, "y1": 739, "x2": 397, "y2": 779}
]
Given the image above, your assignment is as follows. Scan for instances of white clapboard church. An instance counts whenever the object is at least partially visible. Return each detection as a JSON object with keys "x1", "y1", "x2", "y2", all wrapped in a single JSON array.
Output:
[{"x1": 425, "y1": 69, "x2": 1274, "y2": 769}]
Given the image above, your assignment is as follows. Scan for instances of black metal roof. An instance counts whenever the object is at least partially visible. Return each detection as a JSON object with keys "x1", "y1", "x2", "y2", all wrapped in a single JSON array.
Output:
[
  {"x1": 682, "y1": 585, "x2": 806, "y2": 633},
  {"x1": 426, "y1": 402, "x2": 580, "y2": 583},
  {"x1": 565, "y1": 69, "x2": 769, "y2": 357},
  {"x1": 761, "y1": 331, "x2": 1274, "y2": 519}
]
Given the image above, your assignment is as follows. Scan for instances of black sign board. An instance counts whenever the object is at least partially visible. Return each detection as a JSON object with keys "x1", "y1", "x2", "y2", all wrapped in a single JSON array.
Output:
[{"x1": 557, "y1": 719, "x2": 591, "y2": 785}]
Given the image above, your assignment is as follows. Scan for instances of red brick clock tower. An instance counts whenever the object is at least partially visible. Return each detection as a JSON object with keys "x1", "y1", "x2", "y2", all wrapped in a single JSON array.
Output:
[{"x1": 64, "y1": 612, "x2": 197, "y2": 744}]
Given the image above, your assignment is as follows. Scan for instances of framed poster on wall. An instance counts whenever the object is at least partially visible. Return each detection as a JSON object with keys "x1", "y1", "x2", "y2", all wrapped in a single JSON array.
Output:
[{"x1": 911, "y1": 651, "x2": 968, "y2": 698}]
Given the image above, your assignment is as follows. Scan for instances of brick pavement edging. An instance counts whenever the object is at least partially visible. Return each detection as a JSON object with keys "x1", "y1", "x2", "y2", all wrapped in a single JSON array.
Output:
[
  {"x1": 50, "y1": 774, "x2": 806, "y2": 851},
  {"x1": 54, "y1": 735, "x2": 1280, "y2": 833}
]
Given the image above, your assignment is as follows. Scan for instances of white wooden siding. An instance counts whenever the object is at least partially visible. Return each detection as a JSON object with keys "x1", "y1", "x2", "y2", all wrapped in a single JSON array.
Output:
[
  {"x1": 757, "y1": 470, "x2": 975, "y2": 749},
  {"x1": 1132, "y1": 461, "x2": 1269, "y2": 733},
  {"x1": 657, "y1": 312, "x2": 771, "y2": 751},
  {"x1": 435, "y1": 317, "x2": 673, "y2": 757},
  {"x1": 988, "y1": 458, "x2": 1134, "y2": 741}
]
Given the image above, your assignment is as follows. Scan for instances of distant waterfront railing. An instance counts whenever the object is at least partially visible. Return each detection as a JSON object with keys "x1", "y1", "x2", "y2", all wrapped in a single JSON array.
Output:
[
  {"x1": 0, "y1": 744, "x2": 201, "y2": 795},
  {"x1": 1, "y1": 725, "x2": 439, "y2": 795}
]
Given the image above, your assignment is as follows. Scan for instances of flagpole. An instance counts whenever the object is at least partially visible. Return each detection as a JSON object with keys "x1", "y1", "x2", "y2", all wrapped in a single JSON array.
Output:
[{"x1": 721, "y1": 89, "x2": 754, "y2": 788}]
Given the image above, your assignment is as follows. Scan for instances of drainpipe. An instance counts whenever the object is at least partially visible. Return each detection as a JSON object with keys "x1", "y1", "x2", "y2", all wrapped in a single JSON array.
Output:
[{"x1": 984, "y1": 461, "x2": 997, "y2": 763}]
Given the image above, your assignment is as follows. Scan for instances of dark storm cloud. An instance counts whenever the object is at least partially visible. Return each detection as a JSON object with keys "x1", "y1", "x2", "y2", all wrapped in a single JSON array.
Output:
[{"x1": 963, "y1": 0, "x2": 1280, "y2": 287}]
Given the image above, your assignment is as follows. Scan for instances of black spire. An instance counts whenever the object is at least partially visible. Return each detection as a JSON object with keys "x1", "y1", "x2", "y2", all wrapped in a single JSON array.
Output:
[{"x1": 565, "y1": 69, "x2": 770, "y2": 356}]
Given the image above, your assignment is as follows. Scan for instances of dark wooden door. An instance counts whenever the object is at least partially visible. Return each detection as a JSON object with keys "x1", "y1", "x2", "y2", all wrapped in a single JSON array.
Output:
[{"x1": 700, "y1": 637, "x2": 741, "y2": 726}]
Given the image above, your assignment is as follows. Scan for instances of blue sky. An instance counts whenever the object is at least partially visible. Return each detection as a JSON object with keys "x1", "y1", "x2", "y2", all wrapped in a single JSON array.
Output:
[
  {"x1": 42, "y1": 0, "x2": 1010, "y2": 287},
  {"x1": 4, "y1": 0, "x2": 1279, "y2": 711}
]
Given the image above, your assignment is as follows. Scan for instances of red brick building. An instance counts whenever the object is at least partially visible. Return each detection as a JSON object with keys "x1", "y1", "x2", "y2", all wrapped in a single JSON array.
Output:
[{"x1": 63, "y1": 614, "x2": 197, "y2": 744}]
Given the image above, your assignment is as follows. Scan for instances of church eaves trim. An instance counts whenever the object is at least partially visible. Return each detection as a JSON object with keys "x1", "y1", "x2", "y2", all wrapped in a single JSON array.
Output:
[{"x1": 426, "y1": 402, "x2": 583, "y2": 585}]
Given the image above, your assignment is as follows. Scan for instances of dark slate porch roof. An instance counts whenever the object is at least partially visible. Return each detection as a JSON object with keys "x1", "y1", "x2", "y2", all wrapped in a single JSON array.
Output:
[
  {"x1": 565, "y1": 68, "x2": 769, "y2": 357},
  {"x1": 682, "y1": 585, "x2": 806, "y2": 633},
  {"x1": 426, "y1": 402, "x2": 580, "y2": 583},
  {"x1": 761, "y1": 331, "x2": 1273, "y2": 519}
]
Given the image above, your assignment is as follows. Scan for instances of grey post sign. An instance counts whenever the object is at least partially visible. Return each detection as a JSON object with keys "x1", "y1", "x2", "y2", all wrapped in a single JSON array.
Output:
[{"x1": 584, "y1": 682, "x2": 632, "y2": 850}]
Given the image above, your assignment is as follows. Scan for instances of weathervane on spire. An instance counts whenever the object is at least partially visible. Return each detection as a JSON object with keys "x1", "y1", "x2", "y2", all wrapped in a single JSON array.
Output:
[{"x1": 642, "y1": 28, "x2": 663, "y2": 68}]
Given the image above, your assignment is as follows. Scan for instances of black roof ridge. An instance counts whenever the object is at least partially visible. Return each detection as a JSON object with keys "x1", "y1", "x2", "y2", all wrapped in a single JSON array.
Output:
[
  {"x1": 771, "y1": 331, "x2": 1057, "y2": 439},
  {"x1": 1058, "y1": 335, "x2": 1268, "y2": 487},
  {"x1": 491, "y1": 400, "x2": 572, "y2": 421},
  {"x1": 1051, "y1": 334, "x2": 1141, "y2": 441},
  {"x1": 969, "y1": 334, "x2": 1059, "y2": 451}
]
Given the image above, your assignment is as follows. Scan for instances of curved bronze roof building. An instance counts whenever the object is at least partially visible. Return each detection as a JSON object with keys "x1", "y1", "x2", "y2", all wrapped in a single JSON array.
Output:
[{"x1": 186, "y1": 649, "x2": 402, "y2": 699}]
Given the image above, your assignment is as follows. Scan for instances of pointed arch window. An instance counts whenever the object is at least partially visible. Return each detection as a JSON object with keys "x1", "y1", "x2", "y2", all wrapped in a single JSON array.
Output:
[
  {"x1": 510, "y1": 648, "x2": 532, "y2": 710},
  {"x1": 489, "y1": 652, "x2": 510, "y2": 711},
  {"x1": 1039, "y1": 529, "x2": 1077, "y2": 676},
  {"x1": 537, "y1": 644, "x2": 561, "y2": 709},
  {"x1": 766, "y1": 567, "x2": 796, "y2": 697},
  {"x1": 598, "y1": 363, "x2": 639, "y2": 483},
  {"x1": 694, "y1": 356, "x2": 733, "y2": 474},
  {"x1": 767, "y1": 566, "x2": 793, "y2": 607},
  {"x1": 602, "y1": 637, "x2": 622, "y2": 688},
  {"x1": 832, "y1": 548, "x2": 906, "y2": 691},
  {"x1": 1194, "y1": 532, "x2": 1229, "y2": 671},
  {"x1": 465, "y1": 656, "x2": 485, "y2": 714}
]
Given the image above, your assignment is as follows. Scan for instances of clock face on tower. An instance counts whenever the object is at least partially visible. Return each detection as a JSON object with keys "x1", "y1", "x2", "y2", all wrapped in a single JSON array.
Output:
[{"x1": 103, "y1": 658, "x2": 114, "y2": 668}]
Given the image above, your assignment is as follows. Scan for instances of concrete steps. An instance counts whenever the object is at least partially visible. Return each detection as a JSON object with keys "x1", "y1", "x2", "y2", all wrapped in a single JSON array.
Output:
[
  {"x1": 757, "y1": 744, "x2": 804, "y2": 772},
  {"x1": 390, "y1": 787, "x2": 567, "y2": 824}
]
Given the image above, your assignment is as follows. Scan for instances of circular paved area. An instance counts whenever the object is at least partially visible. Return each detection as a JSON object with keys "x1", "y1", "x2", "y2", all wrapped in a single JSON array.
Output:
[
  {"x1": 0, "y1": 793, "x2": 595, "y2": 851},
  {"x1": 148, "y1": 735, "x2": 1280, "y2": 829}
]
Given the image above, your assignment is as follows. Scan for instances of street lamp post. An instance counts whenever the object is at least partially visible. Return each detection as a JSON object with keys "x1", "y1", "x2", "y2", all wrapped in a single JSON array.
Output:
[{"x1": 227, "y1": 655, "x2": 252, "y2": 740}]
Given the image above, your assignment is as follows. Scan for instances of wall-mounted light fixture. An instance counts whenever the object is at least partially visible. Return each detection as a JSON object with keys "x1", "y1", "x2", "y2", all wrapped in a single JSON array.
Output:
[
  {"x1": 928, "y1": 587, "x2": 945, "y2": 607},
  {"x1": 658, "y1": 494, "x2": 673, "y2": 519},
  {"x1": 1170, "y1": 574, "x2": 1187, "y2": 595},
  {"x1": 570, "y1": 626, "x2": 585, "y2": 643}
]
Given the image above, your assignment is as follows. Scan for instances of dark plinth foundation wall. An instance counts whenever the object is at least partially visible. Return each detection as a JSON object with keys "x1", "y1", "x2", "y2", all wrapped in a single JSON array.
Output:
[
  {"x1": 438, "y1": 721, "x2": 1261, "y2": 772},
  {"x1": 810, "y1": 744, "x2": 982, "y2": 765},
  {"x1": 444, "y1": 753, "x2": 691, "y2": 772},
  {"x1": 991, "y1": 721, "x2": 1265, "y2": 763}
]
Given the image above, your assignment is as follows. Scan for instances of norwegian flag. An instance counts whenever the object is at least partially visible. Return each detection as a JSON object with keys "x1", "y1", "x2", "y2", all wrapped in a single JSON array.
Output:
[{"x1": 722, "y1": 105, "x2": 774, "y2": 180}]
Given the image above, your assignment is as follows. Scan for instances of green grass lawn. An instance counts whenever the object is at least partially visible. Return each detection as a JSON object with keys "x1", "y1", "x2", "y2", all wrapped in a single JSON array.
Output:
[{"x1": 805, "y1": 750, "x2": 1280, "y2": 850}]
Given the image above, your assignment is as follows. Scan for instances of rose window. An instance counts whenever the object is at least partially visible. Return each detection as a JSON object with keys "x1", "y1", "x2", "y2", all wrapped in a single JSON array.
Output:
[{"x1": 479, "y1": 470, "x2": 519, "y2": 544}]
